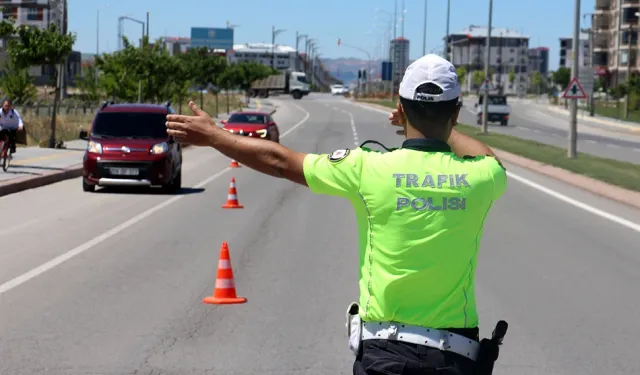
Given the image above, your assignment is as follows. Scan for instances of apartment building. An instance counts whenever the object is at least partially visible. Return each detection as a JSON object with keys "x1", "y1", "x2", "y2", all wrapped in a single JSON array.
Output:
[
  {"x1": 592, "y1": 0, "x2": 640, "y2": 86},
  {"x1": 529, "y1": 47, "x2": 550, "y2": 76},
  {"x1": 389, "y1": 37, "x2": 410, "y2": 93},
  {"x1": 447, "y1": 26, "x2": 530, "y2": 94},
  {"x1": 0, "y1": 0, "x2": 80, "y2": 89},
  {"x1": 558, "y1": 33, "x2": 590, "y2": 69}
]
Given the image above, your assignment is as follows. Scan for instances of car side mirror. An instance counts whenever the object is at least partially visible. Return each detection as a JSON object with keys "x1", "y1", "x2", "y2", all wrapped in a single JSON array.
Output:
[
  {"x1": 79, "y1": 129, "x2": 88, "y2": 140},
  {"x1": 268, "y1": 122, "x2": 275, "y2": 126},
  {"x1": 220, "y1": 119, "x2": 226, "y2": 124}
]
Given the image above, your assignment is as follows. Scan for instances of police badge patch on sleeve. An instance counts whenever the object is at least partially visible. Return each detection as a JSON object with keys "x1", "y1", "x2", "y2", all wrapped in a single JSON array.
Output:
[{"x1": 328, "y1": 149, "x2": 350, "y2": 162}]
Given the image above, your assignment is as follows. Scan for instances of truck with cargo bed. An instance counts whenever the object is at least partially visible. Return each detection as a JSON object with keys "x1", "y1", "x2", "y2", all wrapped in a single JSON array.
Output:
[{"x1": 248, "y1": 71, "x2": 311, "y2": 100}]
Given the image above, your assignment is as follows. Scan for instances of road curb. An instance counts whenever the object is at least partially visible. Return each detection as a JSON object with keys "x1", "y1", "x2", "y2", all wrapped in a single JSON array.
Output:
[
  {"x1": 493, "y1": 149, "x2": 640, "y2": 210},
  {"x1": 0, "y1": 164, "x2": 83, "y2": 198},
  {"x1": 545, "y1": 105, "x2": 640, "y2": 133},
  {"x1": 353, "y1": 100, "x2": 640, "y2": 209},
  {"x1": 0, "y1": 143, "x2": 195, "y2": 198}
]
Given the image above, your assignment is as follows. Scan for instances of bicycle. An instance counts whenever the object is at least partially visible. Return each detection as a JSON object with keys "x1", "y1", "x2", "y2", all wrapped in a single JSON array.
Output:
[{"x1": 0, "y1": 130, "x2": 11, "y2": 171}]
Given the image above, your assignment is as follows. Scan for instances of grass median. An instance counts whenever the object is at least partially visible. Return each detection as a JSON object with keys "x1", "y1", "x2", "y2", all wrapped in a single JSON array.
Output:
[
  {"x1": 20, "y1": 93, "x2": 245, "y2": 147},
  {"x1": 359, "y1": 99, "x2": 640, "y2": 192}
]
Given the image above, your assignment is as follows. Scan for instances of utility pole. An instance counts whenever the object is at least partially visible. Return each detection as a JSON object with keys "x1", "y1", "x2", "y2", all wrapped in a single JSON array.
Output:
[
  {"x1": 422, "y1": 0, "x2": 427, "y2": 56},
  {"x1": 444, "y1": 0, "x2": 451, "y2": 59},
  {"x1": 271, "y1": 25, "x2": 275, "y2": 69},
  {"x1": 568, "y1": 0, "x2": 580, "y2": 158},
  {"x1": 481, "y1": 0, "x2": 493, "y2": 134}
]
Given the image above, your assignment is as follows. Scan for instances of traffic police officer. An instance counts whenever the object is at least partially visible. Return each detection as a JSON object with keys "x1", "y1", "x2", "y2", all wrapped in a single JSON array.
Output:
[{"x1": 165, "y1": 54, "x2": 507, "y2": 375}]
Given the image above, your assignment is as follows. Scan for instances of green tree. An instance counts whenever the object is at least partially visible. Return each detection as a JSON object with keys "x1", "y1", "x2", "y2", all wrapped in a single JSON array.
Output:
[
  {"x1": 179, "y1": 47, "x2": 227, "y2": 107},
  {"x1": 473, "y1": 70, "x2": 485, "y2": 86},
  {"x1": 0, "y1": 60, "x2": 36, "y2": 104},
  {"x1": 551, "y1": 67, "x2": 571, "y2": 89},
  {"x1": 508, "y1": 70, "x2": 516, "y2": 86},
  {"x1": 456, "y1": 67, "x2": 467, "y2": 88},
  {"x1": 0, "y1": 21, "x2": 76, "y2": 148},
  {"x1": 232, "y1": 61, "x2": 276, "y2": 102},
  {"x1": 75, "y1": 63, "x2": 101, "y2": 103}
]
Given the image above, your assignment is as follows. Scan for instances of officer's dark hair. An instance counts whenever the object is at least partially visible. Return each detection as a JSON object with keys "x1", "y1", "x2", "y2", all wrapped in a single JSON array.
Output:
[{"x1": 398, "y1": 83, "x2": 459, "y2": 135}]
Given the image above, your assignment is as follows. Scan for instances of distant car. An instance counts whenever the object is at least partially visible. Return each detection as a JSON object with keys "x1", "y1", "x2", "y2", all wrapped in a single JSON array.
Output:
[
  {"x1": 220, "y1": 111, "x2": 280, "y2": 143},
  {"x1": 330, "y1": 84, "x2": 348, "y2": 95},
  {"x1": 475, "y1": 94, "x2": 511, "y2": 126},
  {"x1": 79, "y1": 101, "x2": 183, "y2": 193}
]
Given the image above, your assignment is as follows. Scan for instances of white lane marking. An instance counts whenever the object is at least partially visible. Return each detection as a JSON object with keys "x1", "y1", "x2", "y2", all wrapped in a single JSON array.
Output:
[
  {"x1": 507, "y1": 173, "x2": 640, "y2": 233},
  {"x1": 0, "y1": 104, "x2": 312, "y2": 296},
  {"x1": 633, "y1": 148, "x2": 640, "y2": 153},
  {"x1": 519, "y1": 127, "x2": 531, "y2": 132},
  {"x1": 586, "y1": 140, "x2": 597, "y2": 145},
  {"x1": 344, "y1": 110, "x2": 359, "y2": 146},
  {"x1": 352, "y1": 101, "x2": 640, "y2": 233},
  {"x1": 607, "y1": 144, "x2": 621, "y2": 149},
  {"x1": 532, "y1": 129, "x2": 541, "y2": 133}
]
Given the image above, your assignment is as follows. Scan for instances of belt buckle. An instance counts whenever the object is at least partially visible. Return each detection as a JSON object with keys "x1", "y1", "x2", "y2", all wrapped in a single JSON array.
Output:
[{"x1": 387, "y1": 324, "x2": 398, "y2": 340}]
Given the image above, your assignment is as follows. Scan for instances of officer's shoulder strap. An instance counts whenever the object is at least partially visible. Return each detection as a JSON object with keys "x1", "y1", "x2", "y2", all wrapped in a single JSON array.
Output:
[{"x1": 359, "y1": 140, "x2": 398, "y2": 153}]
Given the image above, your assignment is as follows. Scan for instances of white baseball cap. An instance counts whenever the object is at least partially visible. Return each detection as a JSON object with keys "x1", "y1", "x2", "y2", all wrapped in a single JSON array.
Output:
[{"x1": 398, "y1": 54, "x2": 460, "y2": 102}]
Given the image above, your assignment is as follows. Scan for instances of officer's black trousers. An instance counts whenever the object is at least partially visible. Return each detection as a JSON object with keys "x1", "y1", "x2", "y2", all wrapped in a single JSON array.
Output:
[{"x1": 353, "y1": 328, "x2": 478, "y2": 375}]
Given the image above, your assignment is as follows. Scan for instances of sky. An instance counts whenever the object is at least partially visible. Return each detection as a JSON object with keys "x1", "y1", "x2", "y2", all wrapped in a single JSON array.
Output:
[{"x1": 69, "y1": 0, "x2": 595, "y2": 71}]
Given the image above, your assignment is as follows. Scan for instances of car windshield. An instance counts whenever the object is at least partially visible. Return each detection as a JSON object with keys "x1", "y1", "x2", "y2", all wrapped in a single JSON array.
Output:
[
  {"x1": 488, "y1": 96, "x2": 507, "y2": 105},
  {"x1": 91, "y1": 112, "x2": 168, "y2": 139},
  {"x1": 296, "y1": 76, "x2": 309, "y2": 84},
  {"x1": 227, "y1": 113, "x2": 266, "y2": 124}
]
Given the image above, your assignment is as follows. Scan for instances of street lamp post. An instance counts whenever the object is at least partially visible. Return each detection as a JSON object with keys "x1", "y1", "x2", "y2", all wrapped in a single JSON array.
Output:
[
  {"x1": 422, "y1": 0, "x2": 427, "y2": 56},
  {"x1": 444, "y1": 0, "x2": 451, "y2": 59},
  {"x1": 337, "y1": 39, "x2": 373, "y2": 94},
  {"x1": 481, "y1": 0, "x2": 494, "y2": 134},
  {"x1": 568, "y1": 0, "x2": 581, "y2": 158},
  {"x1": 271, "y1": 26, "x2": 286, "y2": 69}
]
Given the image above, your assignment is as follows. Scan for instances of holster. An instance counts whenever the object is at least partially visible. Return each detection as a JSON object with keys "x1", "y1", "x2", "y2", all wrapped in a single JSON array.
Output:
[
  {"x1": 345, "y1": 302, "x2": 362, "y2": 356},
  {"x1": 473, "y1": 320, "x2": 508, "y2": 375}
]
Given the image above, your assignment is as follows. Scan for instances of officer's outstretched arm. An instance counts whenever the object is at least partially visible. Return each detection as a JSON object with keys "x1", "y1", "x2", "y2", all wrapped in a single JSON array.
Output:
[{"x1": 210, "y1": 130, "x2": 309, "y2": 186}]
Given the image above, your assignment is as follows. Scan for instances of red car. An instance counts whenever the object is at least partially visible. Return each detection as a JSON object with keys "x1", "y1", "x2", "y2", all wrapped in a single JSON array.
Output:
[
  {"x1": 79, "y1": 101, "x2": 183, "y2": 193},
  {"x1": 220, "y1": 110, "x2": 280, "y2": 142}
]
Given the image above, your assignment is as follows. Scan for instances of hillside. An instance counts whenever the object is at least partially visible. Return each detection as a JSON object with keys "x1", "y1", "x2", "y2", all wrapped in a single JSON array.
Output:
[{"x1": 321, "y1": 57, "x2": 379, "y2": 84}]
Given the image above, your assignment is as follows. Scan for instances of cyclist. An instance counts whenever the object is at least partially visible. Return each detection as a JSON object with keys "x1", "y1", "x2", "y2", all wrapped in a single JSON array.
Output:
[
  {"x1": 0, "y1": 99, "x2": 24, "y2": 156},
  {"x1": 166, "y1": 54, "x2": 507, "y2": 375}
]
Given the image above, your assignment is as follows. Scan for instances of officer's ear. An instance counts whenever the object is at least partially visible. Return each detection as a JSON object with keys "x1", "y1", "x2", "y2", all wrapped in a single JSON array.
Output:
[{"x1": 450, "y1": 102, "x2": 461, "y2": 128}]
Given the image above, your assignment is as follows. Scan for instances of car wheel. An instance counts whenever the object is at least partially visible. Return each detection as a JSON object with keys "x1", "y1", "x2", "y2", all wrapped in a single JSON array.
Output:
[
  {"x1": 82, "y1": 179, "x2": 95, "y2": 192},
  {"x1": 163, "y1": 169, "x2": 182, "y2": 193}
]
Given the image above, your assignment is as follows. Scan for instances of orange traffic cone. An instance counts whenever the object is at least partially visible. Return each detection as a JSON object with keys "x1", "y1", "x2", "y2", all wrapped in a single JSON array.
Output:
[
  {"x1": 222, "y1": 177, "x2": 244, "y2": 209},
  {"x1": 229, "y1": 159, "x2": 241, "y2": 168},
  {"x1": 203, "y1": 241, "x2": 247, "y2": 305}
]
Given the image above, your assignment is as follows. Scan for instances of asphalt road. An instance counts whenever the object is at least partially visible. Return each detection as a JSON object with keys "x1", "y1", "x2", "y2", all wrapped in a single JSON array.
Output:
[
  {"x1": 1, "y1": 93, "x2": 639, "y2": 375},
  {"x1": 458, "y1": 98, "x2": 640, "y2": 164}
]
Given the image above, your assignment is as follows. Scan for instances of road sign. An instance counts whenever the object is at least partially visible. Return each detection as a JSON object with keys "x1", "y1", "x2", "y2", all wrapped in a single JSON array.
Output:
[
  {"x1": 562, "y1": 77, "x2": 587, "y2": 99},
  {"x1": 381, "y1": 61, "x2": 393, "y2": 81},
  {"x1": 578, "y1": 68, "x2": 595, "y2": 94},
  {"x1": 190, "y1": 27, "x2": 234, "y2": 50}
]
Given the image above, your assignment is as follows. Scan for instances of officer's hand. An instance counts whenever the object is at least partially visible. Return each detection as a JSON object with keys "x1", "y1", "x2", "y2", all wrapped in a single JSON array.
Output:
[
  {"x1": 166, "y1": 101, "x2": 216, "y2": 146},
  {"x1": 388, "y1": 102, "x2": 406, "y2": 127}
]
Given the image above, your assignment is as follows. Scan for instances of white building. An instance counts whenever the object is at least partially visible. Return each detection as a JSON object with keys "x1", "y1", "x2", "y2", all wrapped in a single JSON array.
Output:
[
  {"x1": 229, "y1": 43, "x2": 299, "y2": 71},
  {"x1": 447, "y1": 26, "x2": 530, "y2": 95},
  {"x1": 0, "y1": 0, "x2": 81, "y2": 89},
  {"x1": 559, "y1": 33, "x2": 590, "y2": 69}
]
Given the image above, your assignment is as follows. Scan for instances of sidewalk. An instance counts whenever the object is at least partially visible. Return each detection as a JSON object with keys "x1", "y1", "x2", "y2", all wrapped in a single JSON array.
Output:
[{"x1": 0, "y1": 99, "x2": 275, "y2": 198}]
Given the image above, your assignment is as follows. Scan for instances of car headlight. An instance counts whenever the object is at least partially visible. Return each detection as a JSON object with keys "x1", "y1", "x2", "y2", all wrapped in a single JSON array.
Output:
[
  {"x1": 87, "y1": 141, "x2": 102, "y2": 154},
  {"x1": 255, "y1": 129, "x2": 268, "y2": 138},
  {"x1": 150, "y1": 142, "x2": 169, "y2": 154}
]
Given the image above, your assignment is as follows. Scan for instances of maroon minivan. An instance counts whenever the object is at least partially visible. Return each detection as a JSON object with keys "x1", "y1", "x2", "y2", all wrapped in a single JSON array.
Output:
[{"x1": 80, "y1": 101, "x2": 183, "y2": 193}]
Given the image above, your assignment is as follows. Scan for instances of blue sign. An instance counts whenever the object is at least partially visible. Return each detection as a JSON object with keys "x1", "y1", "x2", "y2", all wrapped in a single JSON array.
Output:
[
  {"x1": 381, "y1": 61, "x2": 393, "y2": 81},
  {"x1": 190, "y1": 27, "x2": 234, "y2": 50}
]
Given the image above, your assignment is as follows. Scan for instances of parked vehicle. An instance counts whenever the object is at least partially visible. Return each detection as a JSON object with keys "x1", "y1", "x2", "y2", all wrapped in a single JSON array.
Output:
[
  {"x1": 248, "y1": 71, "x2": 311, "y2": 100},
  {"x1": 220, "y1": 110, "x2": 280, "y2": 143},
  {"x1": 475, "y1": 94, "x2": 511, "y2": 126},
  {"x1": 79, "y1": 101, "x2": 183, "y2": 193}
]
